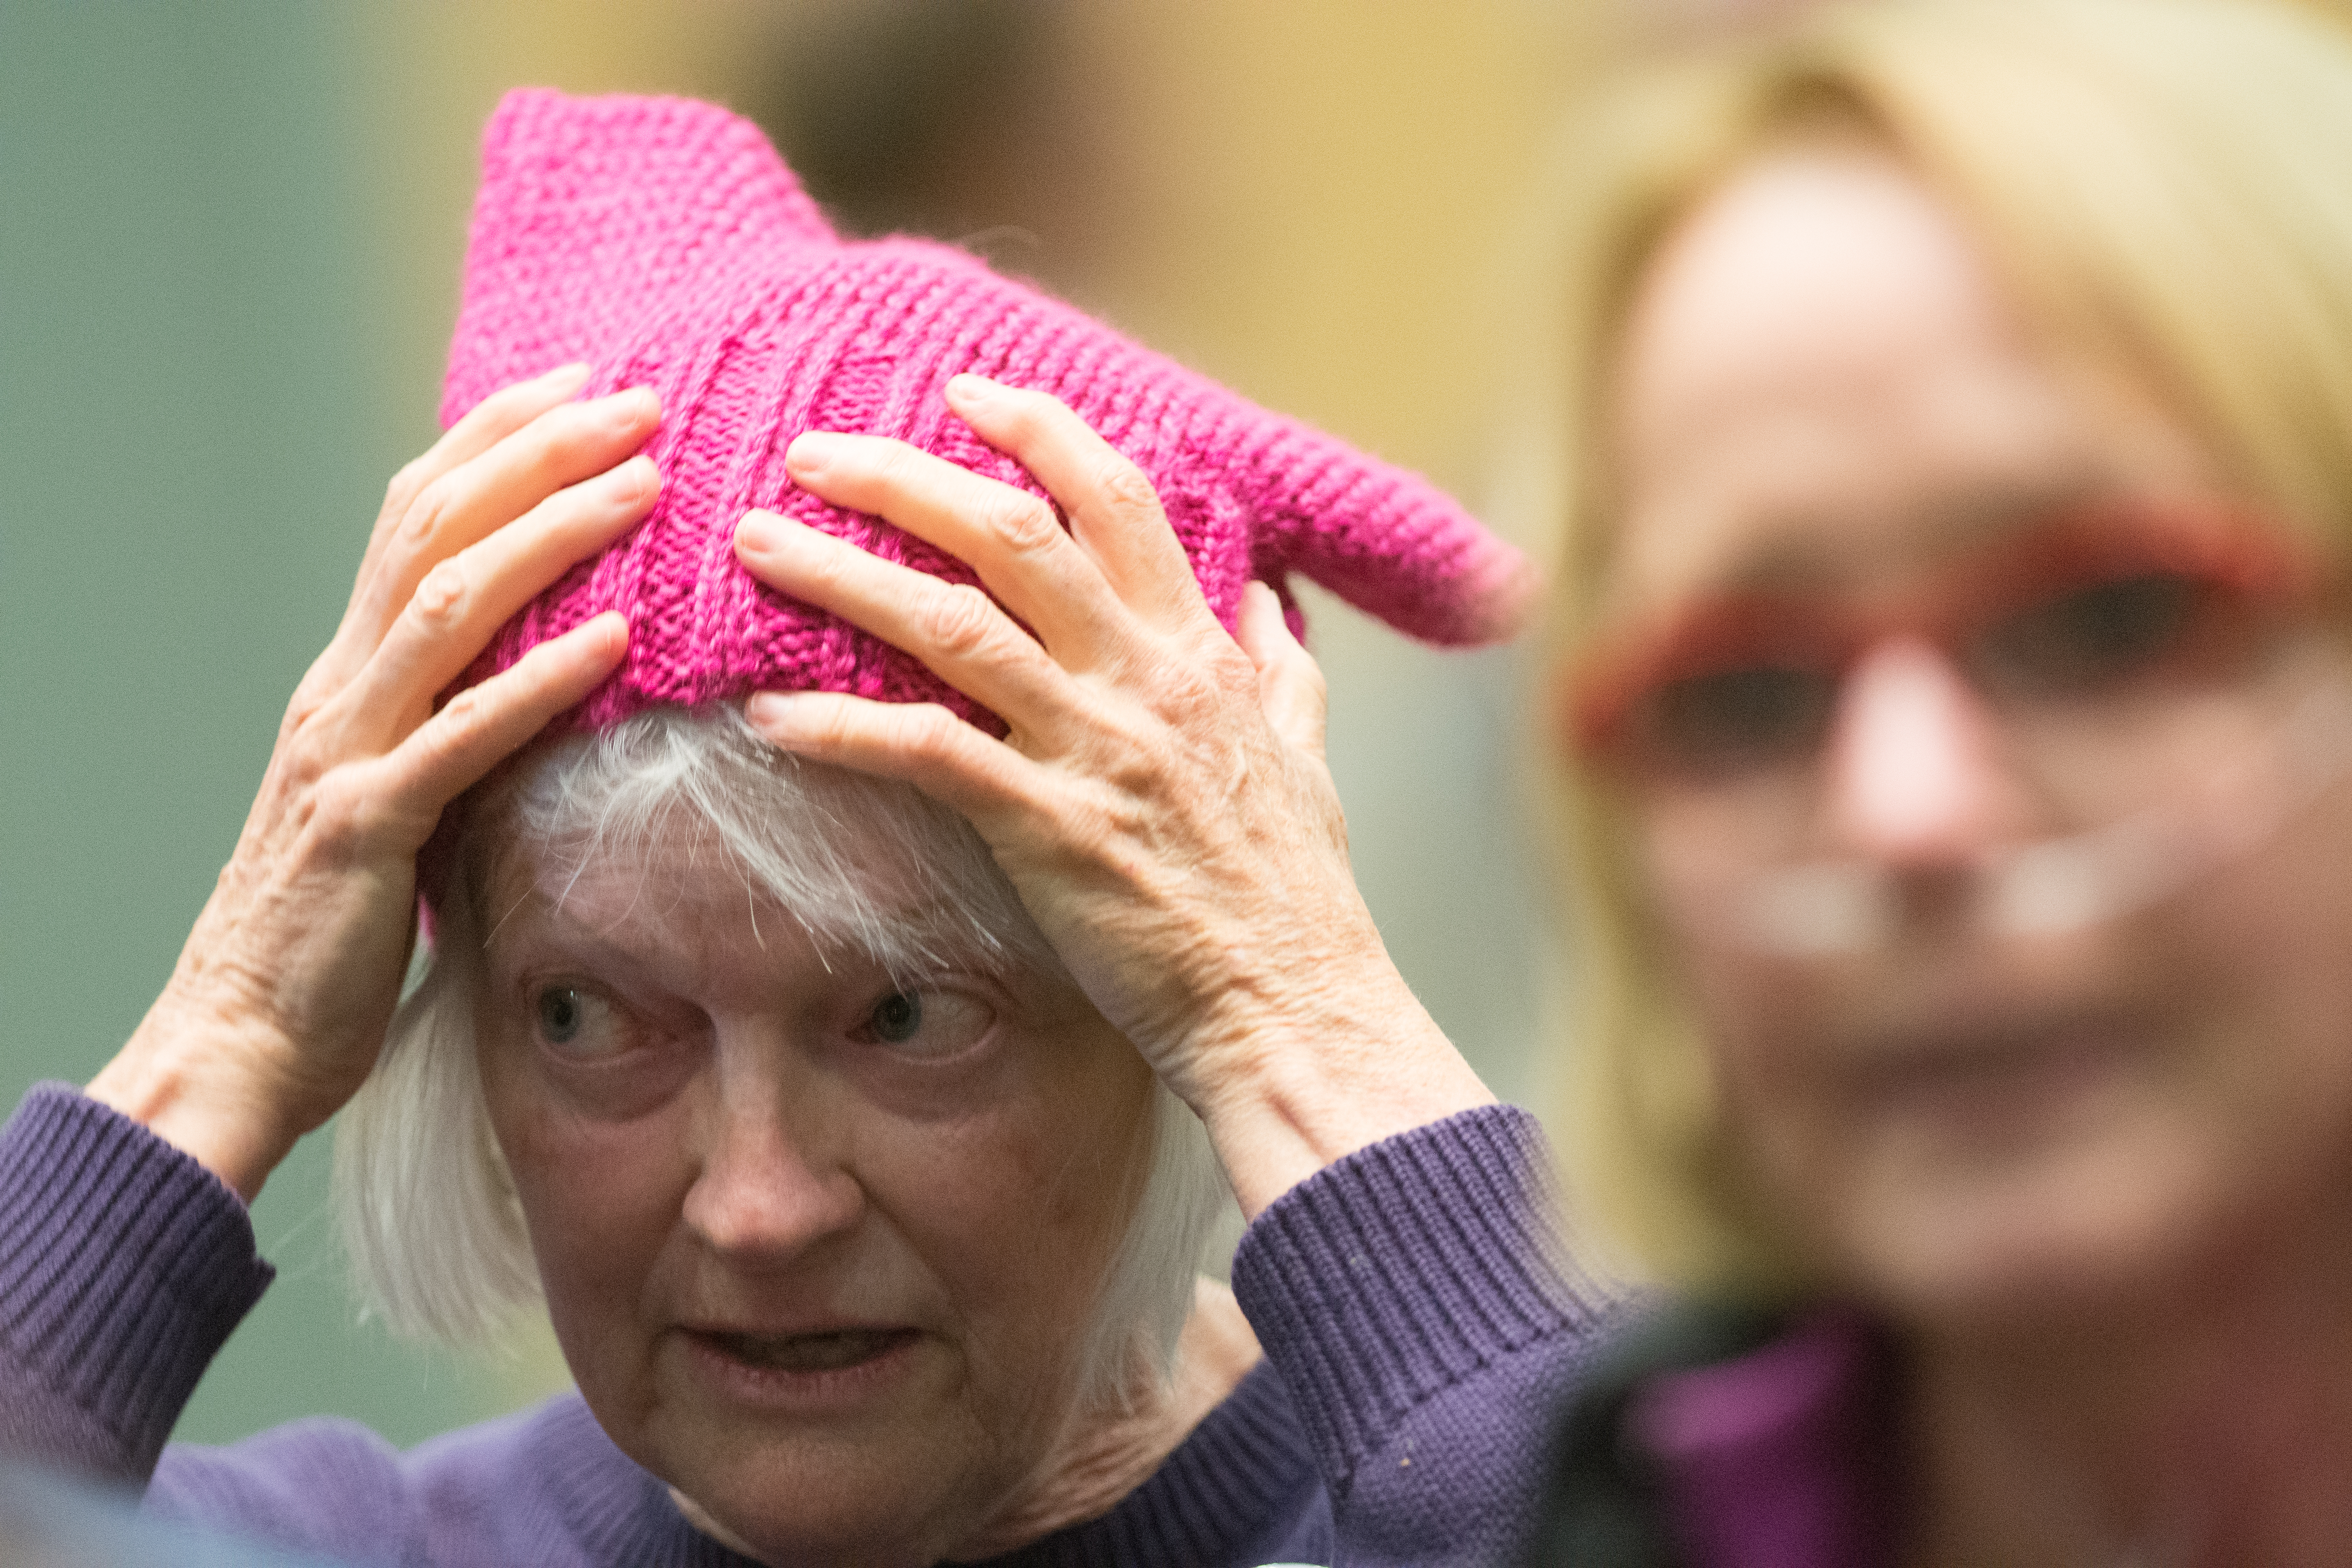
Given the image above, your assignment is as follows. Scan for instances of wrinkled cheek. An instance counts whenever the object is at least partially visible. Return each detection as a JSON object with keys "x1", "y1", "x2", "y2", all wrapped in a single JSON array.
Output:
[
  {"x1": 943, "y1": 1095, "x2": 1152, "y2": 1410},
  {"x1": 482, "y1": 1063, "x2": 684, "y2": 1414},
  {"x1": 954, "y1": 1128, "x2": 1130, "y2": 1305},
  {"x1": 1047, "y1": 1091, "x2": 1155, "y2": 1242}
]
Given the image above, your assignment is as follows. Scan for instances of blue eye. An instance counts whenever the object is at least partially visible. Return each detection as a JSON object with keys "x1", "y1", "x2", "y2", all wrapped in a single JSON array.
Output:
[
  {"x1": 855, "y1": 987, "x2": 995, "y2": 1058},
  {"x1": 537, "y1": 985, "x2": 586, "y2": 1044},
  {"x1": 869, "y1": 991, "x2": 922, "y2": 1044},
  {"x1": 530, "y1": 983, "x2": 624, "y2": 1058}
]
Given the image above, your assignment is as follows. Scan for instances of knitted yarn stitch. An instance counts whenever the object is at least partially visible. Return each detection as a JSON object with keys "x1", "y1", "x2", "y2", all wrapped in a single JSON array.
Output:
[{"x1": 443, "y1": 89, "x2": 1534, "y2": 730}]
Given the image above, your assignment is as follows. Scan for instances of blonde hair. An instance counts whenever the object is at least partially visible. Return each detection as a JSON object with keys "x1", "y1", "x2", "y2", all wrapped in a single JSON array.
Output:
[
  {"x1": 1552, "y1": 0, "x2": 2352, "y2": 1289},
  {"x1": 334, "y1": 705, "x2": 1229, "y2": 1412}
]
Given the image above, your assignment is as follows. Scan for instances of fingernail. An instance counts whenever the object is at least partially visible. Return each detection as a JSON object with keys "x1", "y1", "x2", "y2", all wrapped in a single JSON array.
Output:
[
  {"x1": 606, "y1": 455, "x2": 658, "y2": 499},
  {"x1": 786, "y1": 431, "x2": 847, "y2": 474},
  {"x1": 541, "y1": 362, "x2": 591, "y2": 391},
  {"x1": 585, "y1": 610, "x2": 630, "y2": 654},
  {"x1": 746, "y1": 690, "x2": 820, "y2": 740},
  {"x1": 603, "y1": 386, "x2": 659, "y2": 424},
  {"x1": 945, "y1": 374, "x2": 998, "y2": 407},
  {"x1": 734, "y1": 509, "x2": 788, "y2": 554}
]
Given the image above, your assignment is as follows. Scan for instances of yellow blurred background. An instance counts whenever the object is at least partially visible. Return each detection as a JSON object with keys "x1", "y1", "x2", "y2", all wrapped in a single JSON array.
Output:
[{"x1": 371, "y1": 3, "x2": 1585, "y2": 516}]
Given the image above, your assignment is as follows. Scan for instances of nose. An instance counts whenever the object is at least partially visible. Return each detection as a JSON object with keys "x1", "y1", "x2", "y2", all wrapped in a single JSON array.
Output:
[
  {"x1": 1821, "y1": 635, "x2": 2023, "y2": 867},
  {"x1": 680, "y1": 1054, "x2": 863, "y2": 1261}
]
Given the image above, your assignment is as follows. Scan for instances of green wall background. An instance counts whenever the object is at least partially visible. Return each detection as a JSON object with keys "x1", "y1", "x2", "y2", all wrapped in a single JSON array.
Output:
[{"x1": 0, "y1": 3, "x2": 501, "y2": 1447}]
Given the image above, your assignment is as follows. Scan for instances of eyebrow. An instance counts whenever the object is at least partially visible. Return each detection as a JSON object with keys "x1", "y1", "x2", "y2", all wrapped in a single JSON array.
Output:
[{"x1": 1709, "y1": 474, "x2": 2112, "y2": 595}]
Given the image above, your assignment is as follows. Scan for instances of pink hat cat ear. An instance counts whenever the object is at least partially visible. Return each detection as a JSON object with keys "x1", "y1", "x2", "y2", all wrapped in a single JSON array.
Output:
[
  {"x1": 1243, "y1": 418, "x2": 1539, "y2": 645},
  {"x1": 442, "y1": 90, "x2": 837, "y2": 426}
]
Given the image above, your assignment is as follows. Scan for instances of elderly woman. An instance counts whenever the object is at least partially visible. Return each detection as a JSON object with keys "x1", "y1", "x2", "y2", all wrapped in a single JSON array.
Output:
[
  {"x1": 1492, "y1": 0, "x2": 2352, "y2": 1562},
  {"x1": 0, "y1": 93, "x2": 1606, "y2": 1567}
]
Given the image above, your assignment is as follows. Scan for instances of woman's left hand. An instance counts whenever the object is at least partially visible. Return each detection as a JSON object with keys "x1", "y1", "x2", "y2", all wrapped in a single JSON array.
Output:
[{"x1": 733, "y1": 376, "x2": 1491, "y2": 1218}]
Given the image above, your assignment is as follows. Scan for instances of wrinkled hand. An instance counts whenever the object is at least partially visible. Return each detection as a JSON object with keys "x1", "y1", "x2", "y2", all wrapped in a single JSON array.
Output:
[
  {"x1": 87, "y1": 367, "x2": 658, "y2": 1200},
  {"x1": 733, "y1": 376, "x2": 1490, "y2": 1217}
]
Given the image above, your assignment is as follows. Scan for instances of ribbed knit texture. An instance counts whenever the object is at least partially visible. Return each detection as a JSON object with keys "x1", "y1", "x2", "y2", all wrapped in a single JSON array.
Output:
[
  {"x1": 0, "y1": 1084, "x2": 270, "y2": 1484},
  {"x1": 441, "y1": 90, "x2": 1535, "y2": 733},
  {"x1": 3, "y1": 1087, "x2": 1612, "y2": 1565},
  {"x1": 1232, "y1": 1104, "x2": 1619, "y2": 1564}
]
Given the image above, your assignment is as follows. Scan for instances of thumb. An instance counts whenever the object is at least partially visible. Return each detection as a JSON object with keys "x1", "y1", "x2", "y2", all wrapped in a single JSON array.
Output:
[{"x1": 1237, "y1": 581, "x2": 1329, "y2": 759}]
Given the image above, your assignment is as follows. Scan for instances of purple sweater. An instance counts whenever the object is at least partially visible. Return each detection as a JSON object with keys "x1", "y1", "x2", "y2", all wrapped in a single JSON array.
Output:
[{"x1": 0, "y1": 1086, "x2": 1613, "y2": 1566}]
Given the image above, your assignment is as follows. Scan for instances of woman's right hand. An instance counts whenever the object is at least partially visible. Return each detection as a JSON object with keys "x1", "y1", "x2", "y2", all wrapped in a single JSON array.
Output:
[{"x1": 84, "y1": 366, "x2": 659, "y2": 1202}]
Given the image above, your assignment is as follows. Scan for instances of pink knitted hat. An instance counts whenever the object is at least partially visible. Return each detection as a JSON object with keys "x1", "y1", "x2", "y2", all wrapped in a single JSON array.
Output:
[{"x1": 443, "y1": 90, "x2": 1535, "y2": 730}]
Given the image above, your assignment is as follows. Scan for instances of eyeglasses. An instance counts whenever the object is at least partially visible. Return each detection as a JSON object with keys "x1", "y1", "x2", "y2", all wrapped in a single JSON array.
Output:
[
  {"x1": 1564, "y1": 501, "x2": 2350, "y2": 956},
  {"x1": 1568, "y1": 500, "x2": 2322, "y2": 785}
]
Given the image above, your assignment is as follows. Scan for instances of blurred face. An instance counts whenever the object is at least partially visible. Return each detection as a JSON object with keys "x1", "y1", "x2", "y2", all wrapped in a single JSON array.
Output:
[
  {"x1": 1592, "y1": 148, "x2": 2352, "y2": 1327},
  {"x1": 474, "y1": 832, "x2": 1156, "y2": 1566}
]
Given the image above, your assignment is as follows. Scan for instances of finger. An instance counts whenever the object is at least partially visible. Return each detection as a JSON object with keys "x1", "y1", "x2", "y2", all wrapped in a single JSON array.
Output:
[
  {"x1": 941, "y1": 377, "x2": 1203, "y2": 632},
  {"x1": 350, "y1": 362, "x2": 592, "y2": 605},
  {"x1": 782, "y1": 431, "x2": 1126, "y2": 659},
  {"x1": 337, "y1": 386, "x2": 661, "y2": 664},
  {"x1": 339, "y1": 455, "x2": 659, "y2": 745},
  {"x1": 361, "y1": 613, "x2": 629, "y2": 841},
  {"x1": 1237, "y1": 581, "x2": 1329, "y2": 759},
  {"x1": 744, "y1": 689, "x2": 1041, "y2": 829},
  {"x1": 314, "y1": 365, "x2": 596, "y2": 704},
  {"x1": 733, "y1": 508, "x2": 1079, "y2": 733}
]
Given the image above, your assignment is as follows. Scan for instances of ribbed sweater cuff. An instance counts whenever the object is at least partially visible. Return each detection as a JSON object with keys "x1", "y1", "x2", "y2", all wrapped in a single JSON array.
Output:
[
  {"x1": 0, "y1": 1083, "x2": 272, "y2": 1479},
  {"x1": 1230, "y1": 1104, "x2": 1609, "y2": 1498}
]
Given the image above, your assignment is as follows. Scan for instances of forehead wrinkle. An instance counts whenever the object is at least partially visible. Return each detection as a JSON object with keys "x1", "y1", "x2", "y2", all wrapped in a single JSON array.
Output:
[
  {"x1": 469, "y1": 711, "x2": 1061, "y2": 990},
  {"x1": 481, "y1": 885, "x2": 534, "y2": 952},
  {"x1": 503, "y1": 830, "x2": 1027, "y2": 995},
  {"x1": 498, "y1": 866, "x2": 805, "y2": 1008}
]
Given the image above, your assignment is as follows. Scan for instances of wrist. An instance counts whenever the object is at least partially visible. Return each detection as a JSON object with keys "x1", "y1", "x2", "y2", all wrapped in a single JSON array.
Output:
[
  {"x1": 88, "y1": 998, "x2": 306, "y2": 1203},
  {"x1": 1181, "y1": 966, "x2": 1493, "y2": 1220}
]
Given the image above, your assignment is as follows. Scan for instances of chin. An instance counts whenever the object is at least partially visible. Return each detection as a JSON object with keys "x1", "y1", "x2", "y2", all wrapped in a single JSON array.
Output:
[
  {"x1": 656, "y1": 1436, "x2": 975, "y2": 1568},
  {"x1": 1829, "y1": 1124, "x2": 2229, "y2": 1333},
  {"x1": 617, "y1": 1387, "x2": 1009, "y2": 1568}
]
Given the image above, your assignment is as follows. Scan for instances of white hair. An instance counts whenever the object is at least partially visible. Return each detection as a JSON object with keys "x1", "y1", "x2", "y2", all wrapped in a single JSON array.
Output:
[{"x1": 334, "y1": 704, "x2": 1230, "y2": 1410}]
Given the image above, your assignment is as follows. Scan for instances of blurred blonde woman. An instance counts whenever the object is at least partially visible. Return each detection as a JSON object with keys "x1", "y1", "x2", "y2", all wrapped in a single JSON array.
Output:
[{"x1": 1526, "y1": 0, "x2": 2352, "y2": 1562}]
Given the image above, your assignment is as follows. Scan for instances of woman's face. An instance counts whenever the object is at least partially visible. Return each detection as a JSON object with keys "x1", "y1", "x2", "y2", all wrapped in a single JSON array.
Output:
[
  {"x1": 1601, "y1": 149, "x2": 2352, "y2": 1327},
  {"x1": 474, "y1": 831, "x2": 1157, "y2": 1566}
]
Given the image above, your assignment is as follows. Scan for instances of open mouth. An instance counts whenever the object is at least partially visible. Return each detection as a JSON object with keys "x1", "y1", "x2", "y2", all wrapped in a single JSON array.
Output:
[{"x1": 693, "y1": 1327, "x2": 919, "y2": 1374}]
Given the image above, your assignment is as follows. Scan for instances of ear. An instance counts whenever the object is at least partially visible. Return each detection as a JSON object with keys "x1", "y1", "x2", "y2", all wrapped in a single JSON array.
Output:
[
  {"x1": 1243, "y1": 415, "x2": 1541, "y2": 646},
  {"x1": 440, "y1": 89, "x2": 836, "y2": 427}
]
